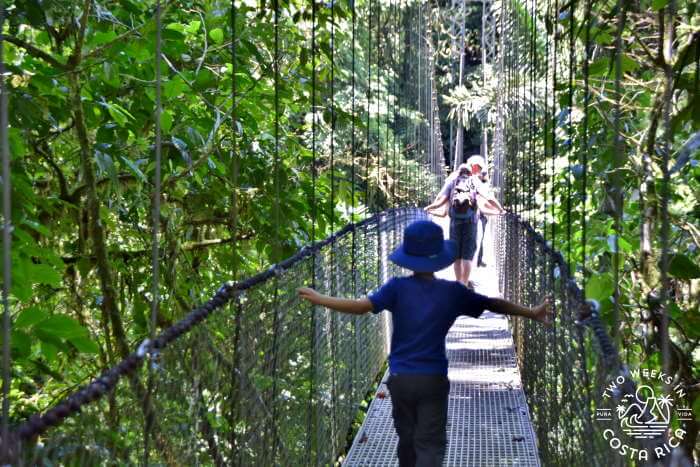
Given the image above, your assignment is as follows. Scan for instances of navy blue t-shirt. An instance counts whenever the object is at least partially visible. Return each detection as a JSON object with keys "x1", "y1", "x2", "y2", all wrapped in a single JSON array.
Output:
[{"x1": 368, "y1": 276, "x2": 490, "y2": 375}]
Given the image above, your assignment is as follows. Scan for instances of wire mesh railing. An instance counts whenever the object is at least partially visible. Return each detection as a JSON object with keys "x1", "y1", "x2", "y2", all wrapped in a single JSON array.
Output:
[
  {"x1": 495, "y1": 213, "x2": 677, "y2": 466},
  {"x1": 1, "y1": 207, "x2": 427, "y2": 466}
]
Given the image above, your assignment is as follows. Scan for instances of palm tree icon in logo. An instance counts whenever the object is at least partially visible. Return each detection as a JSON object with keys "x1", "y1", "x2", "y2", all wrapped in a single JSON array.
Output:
[{"x1": 616, "y1": 385, "x2": 672, "y2": 439}]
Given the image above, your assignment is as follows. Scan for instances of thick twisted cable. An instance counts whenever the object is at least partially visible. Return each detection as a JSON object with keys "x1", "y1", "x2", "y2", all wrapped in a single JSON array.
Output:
[{"x1": 8, "y1": 207, "x2": 411, "y2": 446}]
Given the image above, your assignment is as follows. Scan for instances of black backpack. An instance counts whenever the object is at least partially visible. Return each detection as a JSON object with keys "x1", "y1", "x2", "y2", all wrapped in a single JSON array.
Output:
[{"x1": 450, "y1": 174, "x2": 477, "y2": 218}]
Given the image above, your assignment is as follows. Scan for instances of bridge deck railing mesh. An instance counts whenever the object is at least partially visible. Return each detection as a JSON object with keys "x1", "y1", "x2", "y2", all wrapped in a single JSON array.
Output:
[
  {"x1": 6, "y1": 207, "x2": 427, "y2": 466},
  {"x1": 496, "y1": 213, "x2": 653, "y2": 467}
]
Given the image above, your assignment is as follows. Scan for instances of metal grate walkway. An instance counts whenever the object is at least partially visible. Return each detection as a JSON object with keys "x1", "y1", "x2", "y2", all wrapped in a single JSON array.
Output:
[{"x1": 343, "y1": 217, "x2": 540, "y2": 466}]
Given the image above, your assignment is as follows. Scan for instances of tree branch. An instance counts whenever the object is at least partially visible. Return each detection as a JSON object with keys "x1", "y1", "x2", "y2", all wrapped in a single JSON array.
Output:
[
  {"x1": 2, "y1": 35, "x2": 68, "y2": 70},
  {"x1": 67, "y1": 0, "x2": 92, "y2": 68},
  {"x1": 61, "y1": 233, "x2": 253, "y2": 265},
  {"x1": 33, "y1": 141, "x2": 70, "y2": 201}
]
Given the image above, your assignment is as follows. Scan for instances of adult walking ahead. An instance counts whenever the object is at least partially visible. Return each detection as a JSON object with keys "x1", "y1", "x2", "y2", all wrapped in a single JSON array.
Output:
[{"x1": 424, "y1": 155, "x2": 504, "y2": 287}]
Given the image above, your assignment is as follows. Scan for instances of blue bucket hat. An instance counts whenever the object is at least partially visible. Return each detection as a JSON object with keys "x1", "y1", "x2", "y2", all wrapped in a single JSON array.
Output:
[{"x1": 389, "y1": 220, "x2": 457, "y2": 272}]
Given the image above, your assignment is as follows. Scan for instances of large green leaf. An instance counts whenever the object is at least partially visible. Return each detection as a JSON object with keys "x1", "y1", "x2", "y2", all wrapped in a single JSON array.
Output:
[
  {"x1": 14, "y1": 306, "x2": 48, "y2": 329},
  {"x1": 585, "y1": 273, "x2": 614, "y2": 302},
  {"x1": 209, "y1": 28, "x2": 224, "y2": 44},
  {"x1": 652, "y1": 0, "x2": 670, "y2": 10},
  {"x1": 667, "y1": 254, "x2": 700, "y2": 280},
  {"x1": 0, "y1": 330, "x2": 33, "y2": 359},
  {"x1": 36, "y1": 315, "x2": 89, "y2": 340},
  {"x1": 588, "y1": 57, "x2": 610, "y2": 76},
  {"x1": 69, "y1": 336, "x2": 100, "y2": 354}
]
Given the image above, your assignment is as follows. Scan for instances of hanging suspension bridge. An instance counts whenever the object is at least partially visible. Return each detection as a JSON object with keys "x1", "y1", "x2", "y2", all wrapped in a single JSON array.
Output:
[{"x1": 0, "y1": 0, "x2": 696, "y2": 465}]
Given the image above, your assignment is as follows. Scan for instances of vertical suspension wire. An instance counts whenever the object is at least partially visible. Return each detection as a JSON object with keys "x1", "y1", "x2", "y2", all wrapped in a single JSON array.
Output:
[
  {"x1": 0, "y1": 0, "x2": 11, "y2": 457},
  {"x1": 550, "y1": 0, "x2": 557, "y2": 248},
  {"x1": 386, "y1": 0, "x2": 392, "y2": 208},
  {"x1": 504, "y1": 0, "x2": 509, "y2": 207},
  {"x1": 524, "y1": 0, "x2": 530, "y2": 220},
  {"x1": 311, "y1": 0, "x2": 317, "y2": 263},
  {"x1": 422, "y1": 4, "x2": 428, "y2": 199},
  {"x1": 611, "y1": 0, "x2": 628, "y2": 348},
  {"x1": 528, "y1": 0, "x2": 535, "y2": 225},
  {"x1": 144, "y1": 1, "x2": 163, "y2": 463},
  {"x1": 542, "y1": 0, "x2": 556, "y2": 440},
  {"x1": 406, "y1": 4, "x2": 413, "y2": 199},
  {"x1": 550, "y1": 0, "x2": 559, "y2": 372},
  {"x1": 417, "y1": 4, "x2": 422, "y2": 199},
  {"x1": 659, "y1": 0, "x2": 676, "y2": 389},
  {"x1": 533, "y1": 0, "x2": 539, "y2": 230},
  {"x1": 150, "y1": 0, "x2": 163, "y2": 362},
  {"x1": 328, "y1": 0, "x2": 339, "y2": 453},
  {"x1": 151, "y1": 0, "x2": 162, "y2": 347},
  {"x1": 349, "y1": 0, "x2": 358, "y2": 422},
  {"x1": 419, "y1": 3, "x2": 426, "y2": 200},
  {"x1": 511, "y1": 0, "x2": 516, "y2": 214},
  {"x1": 415, "y1": 4, "x2": 420, "y2": 200},
  {"x1": 576, "y1": 0, "x2": 599, "y2": 436},
  {"x1": 516, "y1": 0, "x2": 521, "y2": 214},
  {"x1": 396, "y1": 0, "x2": 402, "y2": 204},
  {"x1": 351, "y1": 0, "x2": 357, "y2": 220},
  {"x1": 505, "y1": 0, "x2": 511, "y2": 209},
  {"x1": 543, "y1": 0, "x2": 550, "y2": 242},
  {"x1": 409, "y1": 1, "x2": 414, "y2": 201},
  {"x1": 421, "y1": 2, "x2": 432, "y2": 196},
  {"x1": 495, "y1": 0, "x2": 504, "y2": 202},
  {"x1": 376, "y1": 0, "x2": 382, "y2": 207},
  {"x1": 365, "y1": 0, "x2": 373, "y2": 213},
  {"x1": 425, "y1": 4, "x2": 430, "y2": 198},
  {"x1": 419, "y1": 5, "x2": 424, "y2": 196},
  {"x1": 580, "y1": 0, "x2": 591, "y2": 289},
  {"x1": 230, "y1": 0, "x2": 239, "y2": 283},
  {"x1": 306, "y1": 0, "x2": 318, "y2": 461},
  {"x1": 514, "y1": 0, "x2": 520, "y2": 214},
  {"x1": 427, "y1": 2, "x2": 431, "y2": 190},
  {"x1": 399, "y1": 0, "x2": 406, "y2": 203},
  {"x1": 361, "y1": 0, "x2": 372, "y2": 386},
  {"x1": 273, "y1": 0, "x2": 281, "y2": 263},
  {"x1": 511, "y1": 0, "x2": 518, "y2": 213},
  {"x1": 392, "y1": 0, "x2": 398, "y2": 206},
  {"x1": 330, "y1": 1, "x2": 336, "y2": 234},
  {"x1": 565, "y1": 0, "x2": 574, "y2": 266},
  {"x1": 269, "y1": 1, "x2": 282, "y2": 460},
  {"x1": 228, "y1": 0, "x2": 242, "y2": 457},
  {"x1": 533, "y1": 0, "x2": 539, "y2": 225},
  {"x1": 413, "y1": 1, "x2": 423, "y2": 199}
]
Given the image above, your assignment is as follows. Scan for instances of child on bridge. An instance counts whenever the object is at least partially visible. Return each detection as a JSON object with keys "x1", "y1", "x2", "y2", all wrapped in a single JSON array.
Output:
[{"x1": 298, "y1": 219, "x2": 551, "y2": 467}]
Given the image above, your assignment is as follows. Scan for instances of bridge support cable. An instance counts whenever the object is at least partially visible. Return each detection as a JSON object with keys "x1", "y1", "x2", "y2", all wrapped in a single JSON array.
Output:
[{"x1": 0, "y1": 0, "x2": 12, "y2": 461}]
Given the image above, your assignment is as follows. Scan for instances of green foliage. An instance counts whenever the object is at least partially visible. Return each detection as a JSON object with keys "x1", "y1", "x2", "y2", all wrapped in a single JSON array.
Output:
[
  {"x1": 3, "y1": 0, "x2": 441, "y2": 429},
  {"x1": 489, "y1": 0, "x2": 700, "y2": 460}
]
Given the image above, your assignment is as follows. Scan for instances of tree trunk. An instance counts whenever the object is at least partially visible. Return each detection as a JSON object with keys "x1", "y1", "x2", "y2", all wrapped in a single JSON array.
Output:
[{"x1": 69, "y1": 72, "x2": 130, "y2": 361}]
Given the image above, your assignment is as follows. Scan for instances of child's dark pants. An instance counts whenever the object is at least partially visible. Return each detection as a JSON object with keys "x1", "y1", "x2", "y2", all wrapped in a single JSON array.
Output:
[{"x1": 387, "y1": 373, "x2": 450, "y2": 467}]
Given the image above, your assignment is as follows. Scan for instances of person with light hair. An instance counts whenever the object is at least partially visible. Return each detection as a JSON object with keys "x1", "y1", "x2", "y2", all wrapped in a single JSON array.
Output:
[{"x1": 424, "y1": 155, "x2": 504, "y2": 287}]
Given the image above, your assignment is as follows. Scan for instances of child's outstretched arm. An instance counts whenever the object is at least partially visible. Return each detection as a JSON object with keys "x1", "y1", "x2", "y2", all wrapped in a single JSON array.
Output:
[
  {"x1": 487, "y1": 297, "x2": 552, "y2": 325},
  {"x1": 298, "y1": 287, "x2": 373, "y2": 315}
]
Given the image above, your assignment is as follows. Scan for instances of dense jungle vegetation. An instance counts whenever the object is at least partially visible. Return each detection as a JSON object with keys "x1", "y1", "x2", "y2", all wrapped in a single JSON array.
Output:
[
  {"x1": 438, "y1": 0, "x2": 699, "y2": 459},
  {"x1": 1, "y1": 0, "x2": 699, "y2": 462},
  {"x1": 3, "y1": 0, "x2": 441, "y2": 425}
]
